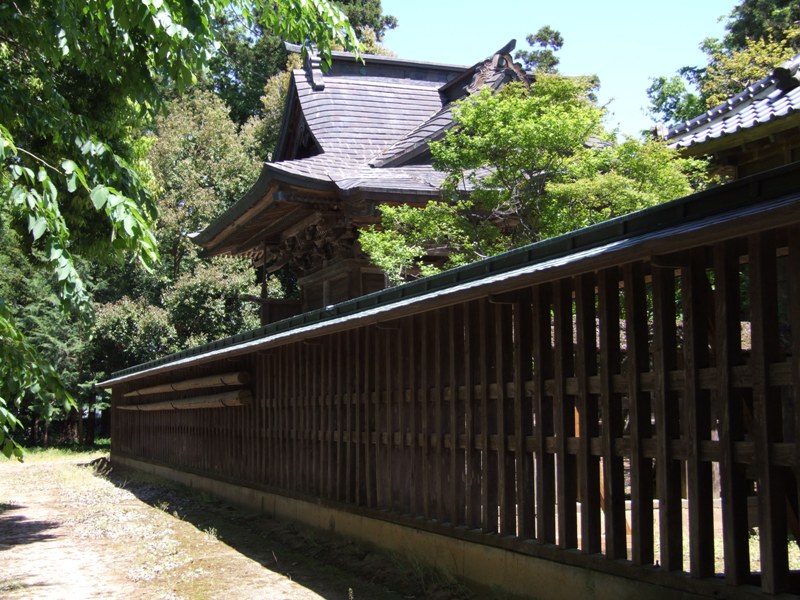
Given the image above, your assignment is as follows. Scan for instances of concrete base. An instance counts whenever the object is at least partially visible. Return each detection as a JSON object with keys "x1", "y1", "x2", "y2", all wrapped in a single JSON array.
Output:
[{"x1": 112, "y1": 455, "x2": 718, "y2": 600}]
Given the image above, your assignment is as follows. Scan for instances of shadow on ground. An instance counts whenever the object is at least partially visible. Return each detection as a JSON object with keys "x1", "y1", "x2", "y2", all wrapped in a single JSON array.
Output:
[
  {"x1": 0, "y1": 504, "x2": 60, "y2": 596},
  {"x1": 0, "y1": 506, "x2": 58, "y2": 547},
  {"x1": 87, "y1": 458, "x2": 472, "y2": 600}
]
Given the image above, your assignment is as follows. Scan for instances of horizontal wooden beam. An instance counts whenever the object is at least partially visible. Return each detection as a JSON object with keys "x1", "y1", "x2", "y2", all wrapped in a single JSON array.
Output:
[
  {"x1": 123, "y1": 372, "x2": 250, "y2": 397},
  {"x1": 119, "y1": 389, "x2": 251, "y2": 411}
]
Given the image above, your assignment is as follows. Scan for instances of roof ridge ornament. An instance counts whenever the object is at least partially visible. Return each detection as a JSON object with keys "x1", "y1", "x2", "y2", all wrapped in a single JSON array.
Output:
[
  {"x1": 305, "y1": 53, "x2": 326, "y2": 91},
  {"x1": 284, "y1": 41, "x2": 326, "y2": 90},
  {"x1": 772, "y1": 52, "x2": 800, "y2": 92},
  {"x1": 467, "y1": 39, "x2": 532, "y2": 94}
]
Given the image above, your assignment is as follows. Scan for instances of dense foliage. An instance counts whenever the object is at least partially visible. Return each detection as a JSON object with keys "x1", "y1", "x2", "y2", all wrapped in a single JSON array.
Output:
[
  {"x1": 148, "y1": 90, "x2": 260, "y2": 280},
  {"x1": 0, "y1": 0, "x2": 361, "y2": 457},
  {"x1": 87, "y1": 89, "x2": 262, "y2": 383},
  {"x1": 724, "y1": 0, "x2": 800, "y2": 50},
  {"x1": 360, "y1": 77, "x2": 708, "y2": 284}
]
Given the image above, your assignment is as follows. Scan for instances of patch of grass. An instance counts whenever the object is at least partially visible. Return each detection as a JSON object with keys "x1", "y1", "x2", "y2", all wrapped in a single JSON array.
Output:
[
  {"x1": 0, "y1": 578, "x2": 26, "y2": 593},
  {"x1": 93, "y1": 437, "x2": 111, "y2": 450},
  {"x1": 19, "y1": 446, "x2": 108, "y2": 462}
]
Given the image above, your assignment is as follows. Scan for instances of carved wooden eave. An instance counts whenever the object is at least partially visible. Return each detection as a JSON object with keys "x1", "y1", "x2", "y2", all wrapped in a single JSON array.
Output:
[{"x1": 197, "y1": 184, "x2": 333, "y2": 257}]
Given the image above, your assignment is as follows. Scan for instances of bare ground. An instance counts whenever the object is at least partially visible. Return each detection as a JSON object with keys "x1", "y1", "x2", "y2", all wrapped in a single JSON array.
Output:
[{"x1": 0, "y1": 452, "x2": 473, "y2": 600}]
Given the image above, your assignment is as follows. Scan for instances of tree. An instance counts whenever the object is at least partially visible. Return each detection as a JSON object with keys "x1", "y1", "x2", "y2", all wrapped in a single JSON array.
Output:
[
  {"x1": 88, "y1": 298, "x2": 178, "y2": 382},
  {"x1": 206, "y1": 1, "x2": 395, "y2": 125},
  {"x1": 702, "y1": 27, "x2": 800, "y2": 105},
  {"x1": 647, "y1": 1, "x2": 800, "y2": 125},
  {"x1": 360, "y1": 77, "x2": 708, "y2": 284},
  {"x1": 646, "y1": 73, "x2": 707, "y2": 125},
  {"x1": 724, "y1": 0, "x2": 800, "y2": 50},
  {"x1": 162, "y1": 259, "x2": 260, "y2": 347},
  {"x1": 240, "y1": 54, "x2": 305, "y2": 161},
  {"x1": 333, "y1": 0, "x2": 397, "y2": 40},
  {"x1": 0, "y1": 220, "x2": 78, "y2": 452},
  {"x1": 148, "y1": 89, "x2": 260, "y2": 280},
  {"x1": 0, "y1": 0, "x2": 360, "y2": 458},
  {"x1": 87, "y1": 89, "x2": 270, "y2": 404},
  {"x1": 205, "y1": 15, "x2": 290, "y2": 126},
  {"x1": 514, "y1": 26, "x2": 564, "y2": 73}
]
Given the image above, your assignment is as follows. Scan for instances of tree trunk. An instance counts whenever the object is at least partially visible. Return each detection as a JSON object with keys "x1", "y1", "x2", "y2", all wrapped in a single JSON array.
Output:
[
  {"x1": 29, "y1": 418, "x2": 39, "y2": 446},
  {"x1": 84, "y1": 406, "x2": 96, "y2": 446},
  {"x1": 64, "y1": 408, "x2": 81, "y2": 444}
]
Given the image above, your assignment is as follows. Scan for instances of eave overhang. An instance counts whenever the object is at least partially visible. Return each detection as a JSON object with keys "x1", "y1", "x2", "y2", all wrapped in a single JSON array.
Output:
[
  {"x1": 194, "y1": 163, "x2": 338, "y2": 257},
  {"x1": 674, "y1": 111, "x2": 800, "y2": 157}
]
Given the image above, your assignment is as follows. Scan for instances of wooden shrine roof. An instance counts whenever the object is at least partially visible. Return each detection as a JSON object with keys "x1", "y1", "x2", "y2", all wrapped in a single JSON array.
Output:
[
  {"x1": 290, "y1": 72, "x2": 446, "y2": 159},
  {"x1": 194, "y1": 41, "x2": 533, "y2": 260}
]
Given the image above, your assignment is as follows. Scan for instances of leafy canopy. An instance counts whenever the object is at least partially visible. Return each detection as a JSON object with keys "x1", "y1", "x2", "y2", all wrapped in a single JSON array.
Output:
[
  {"x1": 148, "y1": 89, "x2": 260, "y2": 280},
  {"x1": 724, "y1": 0, "x2": 800, "y2": 50},
  {"x1": 88, "y1": 89, "x2": 263, "y2": 380},
  {"x1": 0, "y1": 0, "x2": 360, "y2": 458},
  {"x1": 360, "y1": 77, "x2": 708, "y2": 284}
]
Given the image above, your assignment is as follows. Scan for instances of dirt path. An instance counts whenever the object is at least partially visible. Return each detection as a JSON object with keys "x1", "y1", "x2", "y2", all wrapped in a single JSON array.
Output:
[{"x1": 0, "y1": 453, "x2": 465, "y2": 600}]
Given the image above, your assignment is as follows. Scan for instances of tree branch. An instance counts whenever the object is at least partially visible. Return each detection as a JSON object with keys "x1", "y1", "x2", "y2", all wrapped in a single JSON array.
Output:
[{"x1": 16, "y1": 146, "x2": 63, "y2": 175}]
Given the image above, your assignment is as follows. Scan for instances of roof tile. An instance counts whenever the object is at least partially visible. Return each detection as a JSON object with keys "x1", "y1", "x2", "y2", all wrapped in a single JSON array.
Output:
[{"x1": 665, "y1": 53, "x2": 800, "y2": 150}]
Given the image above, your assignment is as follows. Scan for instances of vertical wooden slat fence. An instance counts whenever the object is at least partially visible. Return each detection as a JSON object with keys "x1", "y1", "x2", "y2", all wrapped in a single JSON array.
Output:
[{"x1": 111, "y1": 171, "x2": 800, "y2": 597}]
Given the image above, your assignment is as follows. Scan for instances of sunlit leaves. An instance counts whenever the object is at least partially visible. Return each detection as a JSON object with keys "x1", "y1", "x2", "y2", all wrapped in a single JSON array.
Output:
[
  {"x1": 0, "y1": 0, "x2": 360, "y2": 457},
  {"x1": 148, "y1": 89, "x2": 259, "y2": 279},
  {"x1": 260, "y1": 0, "x2": 361, "y2": 71},
  {"x1": 362, "y1": 76, "x2": 709, "y2": 283}
]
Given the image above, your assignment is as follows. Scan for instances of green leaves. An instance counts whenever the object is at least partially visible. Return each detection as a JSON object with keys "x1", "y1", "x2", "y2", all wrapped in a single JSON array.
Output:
[
  {"x1": 0, "y1": 0, "x2": 361, "y2": 459},
  {"x1": 0, "y1": 300, "x2": 72, "y2": 461},
  {"x1": 362, "y1": 75, "x2": 709, "y2": 284},
  {"x1": 90, "y1": 185, "x2": 109, "y2": 210},
  {"x1": 647, "y1": 6, "x2": 800, "y2": 126},
  {"x1": 432, "y1": 77, "x2": 607, "y2": 242},
  {"x1": 260, "y1": 0, "x2": 362, "y2": 70},
  {"x1": 29, "y1": 216, "x2": 47, "y2": 241}
]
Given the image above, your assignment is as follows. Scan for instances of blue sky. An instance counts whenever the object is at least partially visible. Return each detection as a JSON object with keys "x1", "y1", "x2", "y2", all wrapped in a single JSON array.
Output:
[{"x1": 380, "y1": 0, "x2": 739, "y2": 137}]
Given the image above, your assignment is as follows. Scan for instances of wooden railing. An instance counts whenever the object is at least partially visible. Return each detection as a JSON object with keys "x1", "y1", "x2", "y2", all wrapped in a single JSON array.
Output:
[{"x1": 111, "y1": 167, "x2": 800, "y2": 596}]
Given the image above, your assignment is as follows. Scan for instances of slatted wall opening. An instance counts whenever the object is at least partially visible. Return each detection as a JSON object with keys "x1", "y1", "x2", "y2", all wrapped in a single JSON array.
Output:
[{"x1": 114, "y1": 226, "x2": 800, "y2": 596}]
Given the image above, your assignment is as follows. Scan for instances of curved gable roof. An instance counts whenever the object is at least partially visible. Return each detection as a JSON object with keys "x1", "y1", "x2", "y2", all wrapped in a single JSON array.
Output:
[
  {"x1": 195, "y1": 42, "x2": 533, "y2": 259},
  {"x1": 294, "y1": 71, "x2": 445, "y2": 159}
]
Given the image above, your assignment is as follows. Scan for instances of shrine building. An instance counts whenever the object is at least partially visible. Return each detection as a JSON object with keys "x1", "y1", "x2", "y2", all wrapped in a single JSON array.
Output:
[{"x1": 192, "y1": 41, "x2": 532, "y2": 322}]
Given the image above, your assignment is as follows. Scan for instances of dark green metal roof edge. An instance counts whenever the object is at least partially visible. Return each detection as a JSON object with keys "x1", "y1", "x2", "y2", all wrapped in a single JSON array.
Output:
[{"x1": 108, "y1": 161, "x2": 800, "y2": 381}]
